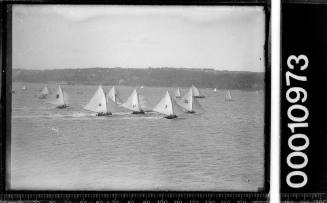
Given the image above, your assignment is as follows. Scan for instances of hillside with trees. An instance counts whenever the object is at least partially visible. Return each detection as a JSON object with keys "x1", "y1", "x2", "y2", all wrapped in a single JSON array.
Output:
[{"x1": 12, "y1": 67, "x2": 265, "y2": 90}]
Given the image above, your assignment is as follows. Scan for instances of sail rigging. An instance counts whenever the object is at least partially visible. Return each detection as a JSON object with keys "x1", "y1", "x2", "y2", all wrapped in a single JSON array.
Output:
[
  {"x1": 120, "y1": 89, "x2": 143, "y2": 112},
  {"x1": 84, "y1": 85, "x2": 109, "y2": 113}
]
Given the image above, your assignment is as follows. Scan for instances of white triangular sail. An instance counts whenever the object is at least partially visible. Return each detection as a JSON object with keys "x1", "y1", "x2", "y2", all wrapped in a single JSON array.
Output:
[
  {"x1": 106, "y1": 86, "x2": 122, "y2": 104},
  {"x1": 153, "y1": 91, "x2": 174, "y2": 116},
  {"x1": 41, "y1": 85, "x2": 49, "y2": 95},
  {"x1": 50, "y1": 85, "x2": 67, "y2": 106},
  {"x1": 214, "y1": 88, "x2": 217, "y2": 92},
  {"x1": 175, "y1": 88, "x2": 181, "y2": 97},
  {"x1": 177, "y1": 88, "x2": 194, "y2": 112},
  {"x1": 120, "y1": 89, "x2": 143, "y2": 112},
  {"x1": 191, "y1": 85, "x2": 201, "y2": 97},
  {"x1": 225, "y1": 90, "x2": 232, "y2": 101},
  {"x1": 21, "y1": 85, "x2": 26, "y2": 90},
  {"x1": 84, "y1": 85, "x2": 108, "y2": 113}
]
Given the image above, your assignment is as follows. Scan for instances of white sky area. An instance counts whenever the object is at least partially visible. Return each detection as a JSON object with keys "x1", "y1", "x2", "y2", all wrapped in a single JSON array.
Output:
[{"x1": 13, "y1": 5, "x2": 265, "y2": 72}]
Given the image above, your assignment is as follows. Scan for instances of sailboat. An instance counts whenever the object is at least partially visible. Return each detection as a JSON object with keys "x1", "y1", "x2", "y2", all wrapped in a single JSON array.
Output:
[
  {"x1": 39, "y1": 85, "x2": 49, "y2": 99},
  {"x1": 139, "y1": 94, "x2": 153, "y2": 112},
  {"x1": 213, "y1": 88, "x2": 217, "y2": 92},
  {"x1": 174, "y1": 88, "x2": 181, "y2": 98},
  {"x1": 153, "y1": 91, "x2": 178, "y2": 119},
  {"x1": 21, "y1": 85, "x2": 27, "y2": 90},
  {"x1": 84, "y1": 85, "x2": 112, "y2": 116},
  {"x1": 50, "y1": 85, "x2": 68, "y2": 109},
  {"x1": 191, "y1": 85, "x2": 205, "y2": 98},
  {"x1": 106, "y1": 86, "x2": 122, "y2": 104},
  {"x1": 120, "y1": 89, "x2": 144, "y2": 114},
  {"x1": 225, "y1": 90, "x2": 232, "y2": 101},
  {"x1": 177, "y1": 88, "x2": 202, "y2": 113}
]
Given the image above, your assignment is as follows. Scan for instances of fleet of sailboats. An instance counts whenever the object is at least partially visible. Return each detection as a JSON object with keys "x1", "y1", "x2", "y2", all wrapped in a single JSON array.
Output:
[
  {"x1": 16, "y1": 83, "x2": 251, "y2": 117},
  {"x1": 50, "y1": 85, "x2": 68, "y2": 109}
]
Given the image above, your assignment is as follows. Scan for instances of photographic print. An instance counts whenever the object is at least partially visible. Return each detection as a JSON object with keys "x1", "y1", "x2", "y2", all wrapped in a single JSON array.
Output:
[{"x1": 10, "y1": 5, "x2": 266, "y2": 191}]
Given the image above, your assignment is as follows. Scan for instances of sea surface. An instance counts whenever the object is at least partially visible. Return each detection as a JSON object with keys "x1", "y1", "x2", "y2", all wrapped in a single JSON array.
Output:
[{"x1": 10, "y1": 82, "x2": 265, "y2": 191}]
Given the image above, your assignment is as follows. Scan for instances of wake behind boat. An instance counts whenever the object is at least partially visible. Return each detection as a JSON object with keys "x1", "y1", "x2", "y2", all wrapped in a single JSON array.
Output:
[
  {"x1": 120, "y1": 89, "x2": 144, "y2": 114},
  {"x1": 84, "y1": 85, "x2": 112, "y2": 116}
]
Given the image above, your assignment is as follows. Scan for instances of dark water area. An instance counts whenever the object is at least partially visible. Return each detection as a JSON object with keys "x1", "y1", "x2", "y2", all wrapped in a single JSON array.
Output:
[{"x1": 10, "y1": 82, "x2": 265, "y2": 191}]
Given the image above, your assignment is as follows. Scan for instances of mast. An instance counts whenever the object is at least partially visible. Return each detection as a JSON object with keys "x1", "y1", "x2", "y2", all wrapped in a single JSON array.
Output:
[{"x1": 175, "y1": 88, "x2": 181, "y2": 98}]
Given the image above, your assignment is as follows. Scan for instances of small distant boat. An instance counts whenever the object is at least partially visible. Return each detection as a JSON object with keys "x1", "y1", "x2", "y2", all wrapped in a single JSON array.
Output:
[
  {"x1": 213, "y1": 88, "x2": 217, "y2": 92},
  {"x1": 50, "y1": 85, "x2": 68, "y2": 109},
  {"x1": 174, "y1": 88, "x2": 181, "y2": 98},
  {"x1": 153, "y1": 91, "x2": 178, "y2": 119},
  {"x1": 120, "y1": 89, "x2": 144, "y2": 114},
  {"x1": 140, "y1": 86, "x2": 144, "y2": 89},
  {"x1": 191, "y1": 85, "x2": 205, "y2": 98},
  {"x1": 21, "y1": 85, "x2": 27, "y2": 90},
  {"x1": 225, "y1": 90, "x2": 232, "y2": 101},
  {"x1": 106, "y1": 86, "x2": 122, "y2": 104},
  {"x1": 39, "y1": 85, "x2": 49, "y2": 99},
  {"x1": 177, "y1": 87, "x2": 202, "y2": 113},
  {"x1": 84, "y1": 85, "x2": 112, "y2": 116}
]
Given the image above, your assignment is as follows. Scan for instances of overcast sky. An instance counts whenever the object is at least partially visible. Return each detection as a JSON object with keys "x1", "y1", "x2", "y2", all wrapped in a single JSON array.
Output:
[{"x1": 13, "y1": 5, "x2": 265, "y2": 72}]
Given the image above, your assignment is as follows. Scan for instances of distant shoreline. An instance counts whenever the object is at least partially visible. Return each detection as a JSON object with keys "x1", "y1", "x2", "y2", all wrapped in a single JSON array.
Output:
[{"x1": 12, "y1": 67, "x2": 265, "y2": 90}]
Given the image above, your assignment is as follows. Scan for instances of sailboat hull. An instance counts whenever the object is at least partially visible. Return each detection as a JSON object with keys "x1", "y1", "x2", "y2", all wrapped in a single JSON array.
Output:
[
  {"x1": 186, "y1": 110, "x2": 196, "y2": 114},
  {"x1": 96, "y1": 112, "x2": 112, "y2": 116},
  {"x1": 56, "y1": 104, "x2": 68, "y2": 109},
  {"x1": 164, "y1": 115, "x2": 177, "y2": 119},
  {"x1": 194, "y1": 96, "x2": 205, "y2": 98},
  {"x1": 132, "y1": 111, "x2": 145, "y2": 114}
]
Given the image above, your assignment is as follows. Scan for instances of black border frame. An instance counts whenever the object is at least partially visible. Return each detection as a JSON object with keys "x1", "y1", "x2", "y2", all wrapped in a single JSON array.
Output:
[{"x1": 0, "y1": 0, "x2": 271, "y2": 201}]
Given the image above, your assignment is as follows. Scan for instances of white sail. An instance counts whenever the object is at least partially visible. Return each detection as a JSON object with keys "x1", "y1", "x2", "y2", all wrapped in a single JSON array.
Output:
[
  {"x1": 214, "y1": 88, "x2": 217, "y2": 92},
  {"x1": 175, "y1": 88, "x2": 181, "y2": 97},
  {"x1": 191, "y1": 85, "x2": 200, "y2": 97},
  {"x1": 225, "y1": 90, "x2": 232, "y2": 101},
  {"x1": 21, "y1": 85, "x2": 26, "y2": 90},
  {"x1": 41, "y1": 86, "x2": 49, "y2": 95},
  {"x1": 177, "y1": 88, "x2": 193, "y2": 112},
  {"x1": 106, "y1": 86, "x2": 122, "y2": 104},
  {"x1": 153, "y1": 91, "x2": 174, "y2": 116},
  {"x1": 139, "y1": 94, "x2": 152, "y2": 112},
  {"x1": 120, "y1": 89, "x2": 143, "y2": 112},
  {"x1": 84, "y1": 85, "x2": 108, "y2": 113},
  {"x1": 50, "y1": 85, "x2": 66, "y2": 106}
]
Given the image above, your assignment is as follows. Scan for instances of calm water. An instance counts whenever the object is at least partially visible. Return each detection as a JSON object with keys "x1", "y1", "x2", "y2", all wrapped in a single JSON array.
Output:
[{"x1": 10, "y1": 82, "x2": 265, "y2": 191}]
